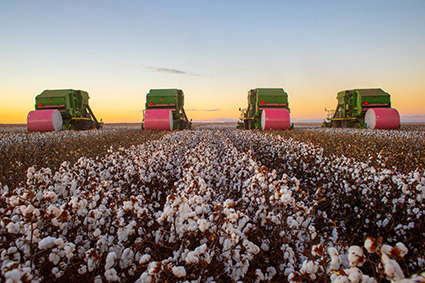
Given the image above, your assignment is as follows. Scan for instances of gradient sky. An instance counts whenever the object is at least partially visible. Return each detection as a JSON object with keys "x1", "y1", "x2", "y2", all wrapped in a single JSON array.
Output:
[{"x1": 1, "y1": 0, "x2": 424, "y2": 123}]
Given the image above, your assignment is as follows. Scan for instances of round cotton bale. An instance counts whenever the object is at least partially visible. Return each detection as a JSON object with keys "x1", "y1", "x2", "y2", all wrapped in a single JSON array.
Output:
[
  {"x1": 144, "y1": 109, "x2": 174, "y2": 130},
  {"x1": 27, "y1": 109, "x2": 63, "y2": 132},
  {"x1": 365, "y1": 108, "x2": 400, "y2": 129},
  {"x1": 261, "y1": 108, "x2": 291, "y2": 130}
]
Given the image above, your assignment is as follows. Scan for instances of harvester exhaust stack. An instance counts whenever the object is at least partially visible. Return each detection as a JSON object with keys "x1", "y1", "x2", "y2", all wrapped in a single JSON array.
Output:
[
  {"x1": 27, "y1": 89, "x2": 103, "y2": 132},
  {"x1": 238, "y1": 88, "x2": 292, "y2": 130}
]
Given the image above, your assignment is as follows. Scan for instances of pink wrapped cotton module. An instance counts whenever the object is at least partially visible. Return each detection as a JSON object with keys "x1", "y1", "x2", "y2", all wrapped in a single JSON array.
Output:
[
  {"x1": 260, "y1": 108, "x2": 290, "y2": 130},
  {"x1": 27, "y1": 109, "x2": 63, "y2": 132},
  {"x1": 144, "y1": 109, "x2": 174, "y2": 130}
]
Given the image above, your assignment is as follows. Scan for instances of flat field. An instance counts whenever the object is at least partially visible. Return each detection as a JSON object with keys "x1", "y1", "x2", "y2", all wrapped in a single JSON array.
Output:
[{"x1": 1, "y1": 124, "x2": 424, "y2": 282}]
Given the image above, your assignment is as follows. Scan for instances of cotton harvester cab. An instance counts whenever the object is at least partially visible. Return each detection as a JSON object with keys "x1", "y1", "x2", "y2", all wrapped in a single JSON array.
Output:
[
  {"x1": 141, "y1": 89, "x2": 191, "y2": 130},
  {"x1": 323, "y1": 88, "x2": 400, "y2": 129},
  {"x1": 238, "y1": 88, "x2": 292, "y2": 130},
  {"x1": 27, "y1": 89, "x2": 103, "y2": 132}
]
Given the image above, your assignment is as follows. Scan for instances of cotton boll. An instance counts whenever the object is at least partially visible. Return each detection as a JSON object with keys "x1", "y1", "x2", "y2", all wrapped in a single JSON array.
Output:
[
  {"x1": 44, "y1": 191, "x2": 58, "y2": 201},
  {"x1": 47, "y1": 205, "x2": 62, "y2": 217},
  {"x1": 364, "y1": 237, "x2": 378, "y2": 253},
  {"x1": 138, "y1": 271, "x2": 152, "y2": 283},
  {"x1": 78, "y1": 265, "x2": 88, "y2": 274},
  {"x1": 381, "y1": 244, "x2": 393, "y2": 256},
  {"x1": 104, "y1": 268, "x2": 119, "y2": 282},
  {"x1": 54, "y1": 238, "x2": 65, "y2": 248},
  {"x1": 197, "y1": 219, "x2": 210, "y2": 232},
  {"x1": 52, "y1": 267, "x2": 63, "y2": 278},
  {"x1": 362, "y1": 275, "x2": 377, "y2": 283},
  {"x1": 395, "y1": 242, "x2": 408, "y2": 257},
  {"x1": 172, "y1": 266, "x2": 186, "y2": 278},
  {"x1": 348, "y1": 246, "x2": 365, "y2": 267},
  {"x1": 347, "y1": 267, "x2": 363, "y2": 283},
  {"x1": 64, "y1": 243, "x2": 75, "y2": 259},
  {"x1": 38, "y1": 237, "x2": 57, "y2": 250},
  {"x1": 6, "y1": 222, "x2": 20, "y2": 234},
  {"x1": 261, "y1": 242, "x2": 269, "y2": 252},
  {"x1": 328, "y1": 247, "x2": 340, "y2": 270},
  {"x1": 332, "y1": 275, "x2": 351, "y2": 283},
  {"x1": 185, "y1": 251, "x2": 199, "y2": 264},
  {"x1": 105, "y1": 252, "x2": 117, "y2": 270},
  {"x1": 139, "y1": 254, "x2": 151, "y2": 264},
  {"x1": 120, "y1": 248, "x2": 134, "y2": 269},
  {"x1": 382, "y1": 254, "x2": 405, "y2": 281},
  {"x1": 301, "y1": 260, "x2": 318, "y2": 279},
  {"x1": 49, "y1": 252, "x2": 61, "y2": 265}
]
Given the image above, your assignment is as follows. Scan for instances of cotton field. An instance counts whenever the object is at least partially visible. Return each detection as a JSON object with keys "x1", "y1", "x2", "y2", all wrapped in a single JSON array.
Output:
[{"x1": 1, "y1": 125, "x2": 424, "y2": 282}]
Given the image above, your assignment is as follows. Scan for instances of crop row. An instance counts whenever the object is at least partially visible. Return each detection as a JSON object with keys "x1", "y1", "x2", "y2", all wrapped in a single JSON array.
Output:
[
  {"x1": 267, "y1": 126, "x2": 425, "y2": 174},
  {"x1": 0, "y1": 126, "x2": 165, "y2": 189}
]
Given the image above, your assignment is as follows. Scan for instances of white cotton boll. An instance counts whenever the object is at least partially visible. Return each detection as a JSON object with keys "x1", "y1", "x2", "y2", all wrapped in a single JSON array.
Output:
[
  {"x1": 52, "y1": 267, "x2": 63, "y2": 278},
  {"x1": 381, "y1": 244, "x2": 393, "y2": 256},
  {"x1": 361, "y1": 275, "x2": 377, "y2": 283},
  {"x1": 364, "y1": 238, "x2": 378, "y2": 253},
  {"x1": 38, "y1": 237, "x2": 57, "y2": 249},
  {"x1": 78, "y1": 265, "x2": 88, "y2": 274},
  {"x1": 328, "y1": 247, "x2": 341, "y2": 270},
  {"x1": 64, "y1": 243, "x2": 75, "y2": 259},
  {"x1": 347, "y1": 267, "x2": 363, "y2": 283},
  {"x1": 123, "y1": 201, "x2": 133, "y2": 211},
  {"x1": 54, "y1": 238, "x2": 65, "y2": 248},
  {"x1": 44, "y1": 191, "x2": 58, "y2": 201},
  {"x1": 382, "y1": 254, "x2": 405, "y2": 281},
  {"x1": 348, "y1": 246, "x2": 365, "y2": 267},
  {"x1": 255, "y1": 269, "x2": 265, "y2": 280},
  {"x1": 223, "y1": 199, "x2": 234, "y2": 208},
  {"x1": 301, "y1": 260, "x2": 318, "y2": 279},
  {"x1": 261, "y1": 242, "x2": 269, "y2": 252},
  {"x1": 6, "y1": 222, "x2": 20, "y2": 234},
  {"x1": 395, "y1": 242, "x2": 408, "y2": 257},
  {"x1": 49, "y1": 252, "x2": 61, "y2": 265},
  {"x1": 51, "y1": 218, "x2": 61, "y2": 227},
  {"x1": 120, "y1": 248, "x2": 134, "y2": 269},
  {"x1": 93, "y1": 228, "x2": 101, "y2": 237},
  {"x1": 47, "y1": 205, "x2": 62, "y2": 217},
  {"x1": 22, "y1": 205, "x2": 35, "y2": 217},
  {"x1": 185, "y1": 251, "x2": 199, "y2": 264},
  {"x1": 105, "y1": 252, "x2": 117, "y2": 270},
  {"x1": 33, "y1": 208, "x2": 40, "y2": 217},
  {"x1": 243, "y1": 240, "x2": 260, "y2": 255},
  {"x1": 197, "y1": 219, "x2": 210, "y2": 232},
  {"x1": 138, "y1": 271, "x2": 152, "y2": 283},
  {"x1": 105, "y1": 268, "x2": 119, "y2": 282},
  {"x1": 139, "y1": 254, "x2": 151, "y2": 264},
  {"x1": 266, "y1": 266, "x2": 277, "y2": 279},
  {"x1": 172, "y1": 266, "x2": 186, "y2": 278},
  {"x1": 9, "y1": 196, "x2": 20, "y2": 206},
  {"x1": 332, "y1": 275, "x2": 351, "y2": 283}
]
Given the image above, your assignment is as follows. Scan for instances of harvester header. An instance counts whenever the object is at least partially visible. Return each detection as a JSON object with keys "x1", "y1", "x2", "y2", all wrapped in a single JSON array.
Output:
[
  {"x1": 239, "y1": 88, "x2": 292, "y2": 130},
  {"x1": 27, "y1": 89, "x2": 102, "y2": 132},
  {"x1": 142, "y1": 89, "x2": 191, "y2": 130},
  {"x1": 323, "y1": 88, "x2": 400, "y2": 129}
]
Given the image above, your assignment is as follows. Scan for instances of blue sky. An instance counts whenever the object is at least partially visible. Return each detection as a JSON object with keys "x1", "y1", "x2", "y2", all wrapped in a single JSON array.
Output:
[{"x1": 1, "y1": 0, "x2": 424, "y2": 122}]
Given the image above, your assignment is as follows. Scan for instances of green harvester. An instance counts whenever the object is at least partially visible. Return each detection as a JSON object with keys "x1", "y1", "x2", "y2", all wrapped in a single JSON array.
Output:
[
  {"x1": 32, "y1": 89, "x2": 102, "y2": 130},
  {"x1": 238, "y1": 88, "x2": 292, "y2": 130},
  {"x1": 141, "y1": 89, "x2": 191, "y2": 130},
  {"x1": 323, "y1": 88, "x2": 400, "y2": 129}
]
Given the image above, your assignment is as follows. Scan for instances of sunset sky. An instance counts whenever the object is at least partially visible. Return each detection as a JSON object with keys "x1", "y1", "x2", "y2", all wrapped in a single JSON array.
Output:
[{"x1": 1, "y1": 0, "x2": 424, "y2": 123}]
